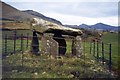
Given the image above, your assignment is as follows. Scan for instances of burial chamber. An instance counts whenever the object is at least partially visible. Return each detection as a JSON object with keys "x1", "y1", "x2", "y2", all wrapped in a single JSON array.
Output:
[{"x1": 30, "y1": 18, "x2": 83, "y2": 56}]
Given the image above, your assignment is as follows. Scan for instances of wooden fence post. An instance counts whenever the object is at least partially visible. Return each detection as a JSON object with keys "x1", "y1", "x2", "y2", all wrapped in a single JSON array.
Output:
[{"x1": 102, "y1": 42, "x2": 104, "y2": 65}]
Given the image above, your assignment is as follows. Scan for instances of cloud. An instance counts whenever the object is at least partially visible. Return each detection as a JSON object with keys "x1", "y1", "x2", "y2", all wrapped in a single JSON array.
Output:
[
  {"x1": 43, "y1": 12, "x2": 118, "y2": 26},
  {"x1": 6, "y1": 2, "x2": 118, "y2": 17},
  {"x1": 1, "y1": 0, "x2": 119, "y2": 2},
  {"x1": 46, "y1": 2, "x2": 118, "y2": 18},
  {"x1": 2, "y1": 1, "x2": 118, "y2": 26}
]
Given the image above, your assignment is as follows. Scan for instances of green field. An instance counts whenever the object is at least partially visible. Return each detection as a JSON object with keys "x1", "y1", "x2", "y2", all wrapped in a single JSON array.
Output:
[
  {"x1": 2, "y1": 30, "x2": 119, "y2": 78},
  {"x1": 102, "y1": 32, "x2": 119, "y2": 69},
  {"x1": 2, "y1": 29, "x2": 32, "y2": 39}
]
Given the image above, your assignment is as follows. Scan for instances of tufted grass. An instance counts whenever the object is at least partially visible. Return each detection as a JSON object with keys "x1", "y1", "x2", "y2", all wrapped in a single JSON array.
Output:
[{"x1": 2, "y1": 52, "x2": 116, "y2": 78}]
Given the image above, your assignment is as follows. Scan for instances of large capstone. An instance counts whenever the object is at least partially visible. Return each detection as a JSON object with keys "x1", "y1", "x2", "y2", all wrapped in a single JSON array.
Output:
[
  {"x1": 30, "y1": 18, "x2": 83, "y2": 56},
  {"x1": 31, "y1": 31, "x2": 40, "y2": 55},
  {"x1": 53, "y1": 33, "x2": 66, "y2": 55}
]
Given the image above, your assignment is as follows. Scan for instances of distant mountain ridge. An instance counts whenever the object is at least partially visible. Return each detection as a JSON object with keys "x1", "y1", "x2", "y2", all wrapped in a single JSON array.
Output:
[
  {"x1": 89, "y1": 23, "x2": 118, "y2": 31},
  {"x1": 65, "y1": 23, "x2": 118, "y2": 31}
]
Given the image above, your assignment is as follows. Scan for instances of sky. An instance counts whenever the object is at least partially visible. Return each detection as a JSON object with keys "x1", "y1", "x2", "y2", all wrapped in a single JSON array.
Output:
[{"x1": 1, "y1": 0, "x2": 119, "y2": 26}]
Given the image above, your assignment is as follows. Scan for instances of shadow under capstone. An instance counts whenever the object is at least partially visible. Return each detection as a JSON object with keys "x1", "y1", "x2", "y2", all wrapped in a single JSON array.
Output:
[{"x1": 53, "y1": 33, "x2": 66, "y2": 55}]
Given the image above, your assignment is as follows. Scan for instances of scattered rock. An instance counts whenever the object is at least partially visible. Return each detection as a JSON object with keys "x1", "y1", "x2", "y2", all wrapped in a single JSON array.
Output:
[
  {"x1": 34, "y1": 72, "x2": 38, "y2": 75},
  {"x1": 70, "y1": 71, "x2": 80, "y2": 78},
  {"x1": 42, "y1": 72, "x2": 46, "y2": 75},
  {"x1": 12, "y1": 70, "x2": 18, "y2": 73}
]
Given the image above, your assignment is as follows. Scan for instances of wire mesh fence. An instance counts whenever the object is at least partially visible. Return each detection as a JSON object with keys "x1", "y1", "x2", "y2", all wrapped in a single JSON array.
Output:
[
  {"x1": 2, "y1": 31, "x2": 113, "y2": 78},
  {"x1": 2, "y1": 33, "x2": 31, "y2": 58},
  {"x1": 89, "y1": 39, "x2": 112, "y2": 72}
]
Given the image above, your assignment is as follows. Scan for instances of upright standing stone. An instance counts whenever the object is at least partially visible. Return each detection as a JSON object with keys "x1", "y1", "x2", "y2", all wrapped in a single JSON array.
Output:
[
  {"x1": 72, "y1": 37, "x2": 76, "y2": 56},
  {"x1": 49, "y1": 37, "x2": 59, "y2": 57},
  {"x1": 72, "y1": 36, "x2": 82, "y2": 56},
  {"x1": 31, "y1": 31, "x2": 40, "y2": 55},
  {"x1": 41, "y1": 35, "x2": 58, "y2": 57}
]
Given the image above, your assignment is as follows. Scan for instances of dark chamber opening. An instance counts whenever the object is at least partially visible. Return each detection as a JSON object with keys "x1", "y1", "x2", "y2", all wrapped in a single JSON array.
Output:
[{"x1": 53, "y1": 33, "x2": 66, "y2": 55}]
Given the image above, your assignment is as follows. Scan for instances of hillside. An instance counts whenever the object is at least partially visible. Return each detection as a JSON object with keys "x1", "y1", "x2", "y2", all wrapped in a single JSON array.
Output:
[
  {"x1": 1, "y1": 1, "x2": 62, "y2": 25},
  {"x1": 23, "y1": 10, "x2": 62, "y2": 25},
  {"x1": 1, "y1": 1, "x2": 35, "y2": 21}
]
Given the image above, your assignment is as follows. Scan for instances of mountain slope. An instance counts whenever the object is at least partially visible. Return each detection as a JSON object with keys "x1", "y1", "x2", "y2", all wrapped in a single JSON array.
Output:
[
  {"x1": 65, "y1": 23, "x2": 118, "y2": 31},
  {"x1": 23, "y1": 10, "x2": 62, "y2": 25},
  {"x1": 90, "y1": 23, "x2": 117, "y2": 31},
  {"x1": 79, "y1": 24, "x2": 91, "y2": 29}
]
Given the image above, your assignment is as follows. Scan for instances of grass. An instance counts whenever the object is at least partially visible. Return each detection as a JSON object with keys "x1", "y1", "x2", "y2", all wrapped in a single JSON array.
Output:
[
  {"x1": 2, "y1": 30, "x2": 119, "y2": 78},
  {"x1": 2, "y1": 52, "x2": 115, "y2": 78}
]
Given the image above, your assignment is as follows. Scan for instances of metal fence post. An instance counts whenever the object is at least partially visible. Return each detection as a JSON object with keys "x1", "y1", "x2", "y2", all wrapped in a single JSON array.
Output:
[
  {"x1": 84, "y1": 39, "x2": 85, "y2": 62},
  {"x1": 83, "y1": 39, "x2": 86, "y2": 73},
  {"x1": 109, "y1": 43, "x2": 112, "y2": 72},
  {"x1": 93, "y1": 40, "x2": 95, "y2": 56},
  {"x1": 13, "y1": 30, "x2": 16, "y2": 54},
  {"x1": 90, "y1": 40, "x2": 92, "y2": 54},
  {"x1": 102, "y1": 42, "x2": 104, "y2": 65},
  {"x1": 21, "y1": 34, "x2": 23, "y2": 51},
  {"x1": 5, "y1": 34, "x2": 7, "y2": 54},
  {"x1": 97, "y1": 40, "x2": 99, "y2": 62},
  {"x1": 26, "y1": 33, "x2": 29, "y2": 49},
  {"x1": 21, "y1": 34, "x2": 23, "y2": 67}
]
